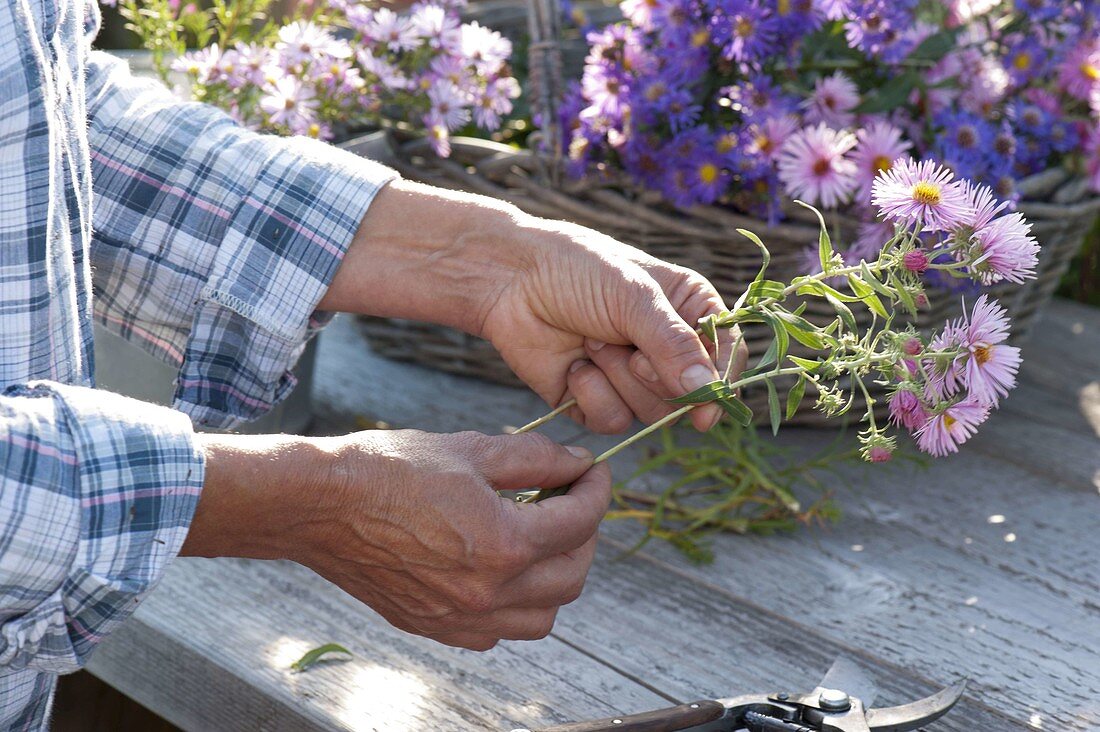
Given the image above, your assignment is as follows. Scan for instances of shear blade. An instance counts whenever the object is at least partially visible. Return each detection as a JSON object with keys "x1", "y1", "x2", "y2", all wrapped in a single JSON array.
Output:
[{"x1": 863, "y1": 679, "x2": 968, "y2": 732}]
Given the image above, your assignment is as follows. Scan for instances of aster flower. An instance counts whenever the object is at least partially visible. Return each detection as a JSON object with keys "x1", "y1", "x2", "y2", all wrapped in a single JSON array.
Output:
[
  {"x1": 620, "y1": 0, "x2": 669, "y2": 31},
  {"x1": 803, "y1": 72, "x2": 859, "y2": 128},
  {"x1": 459, "y1": 22, "x2": 512, "y2": 74},
  {"x1": 1058, "y1": 39, "x2": 1100, "y2": 101},
  {"x1": 260, "y1": 76, "x2": 319, "y2": 130},
  {"x1": 744, "y1": 115, "x2": 800, "y2": 162},
  {"x1": 915, "y1": 397, "x2": 990, "y2": 457},
  {"x1": 411, "y1": 4, "x2": 462, "y2": 51},
  {"x1": 967, "y1": 211, "x2": 1040, "y2": 284},
  {"x1": 428, "y1": 81, "x2": 472, "y2": 131},
  {"x1": 721, "y1": 75, "x2": 797, "y2": 120},
  {"x1": 277, "y1": 21, "x2": 351, "y2": 64},
  {"x1": 777, "y1": 124, "x2": 858, "y2": 209},
  {"x1": 367, "y1": 9, "x2": 419, "y2": 53},
  {"x1": 1004, "y1": 35, "x2": 1048, "y2": 88},
  {"x1": 709, "y1": 0, "x2": 780, "y2": 66},
  {"x1": 888, "y1": 389, "x2": 930, "y2": 432},
  {"x1": 871, "y1": 158, "x2": 971, "y2": 232},
  {"x1": 473, "y1": 77, "x2": 519, "y2": 129},
  {"x1": 851, "y1": 121, "x2": 911, "y2": 199},
  {"x1": 955, "y1": 295, "x2": 1021, "y2": 407}
]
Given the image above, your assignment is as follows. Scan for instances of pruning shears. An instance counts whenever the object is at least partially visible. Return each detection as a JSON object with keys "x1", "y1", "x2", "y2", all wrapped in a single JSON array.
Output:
[{"x1": 510, "y1": 657, "x2": 967, "y2": 732}]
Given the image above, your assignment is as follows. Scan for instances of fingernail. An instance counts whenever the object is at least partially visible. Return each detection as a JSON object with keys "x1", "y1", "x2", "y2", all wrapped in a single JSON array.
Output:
[
  {"x1": 680, "y1": 363, "x2": 717, "y2": 392},
  {"x1": 569, "y1": 359, "x2": 588, "y2": 374},
  {"x1": 587, "y1": 339, "x2": 606, "y2": 351},
  {"x1": 566, "y1": 445, "x2": 592, "y2": 459},
  {"x1": 633, "y1": 356, "x2": 660, "y2": 383}
]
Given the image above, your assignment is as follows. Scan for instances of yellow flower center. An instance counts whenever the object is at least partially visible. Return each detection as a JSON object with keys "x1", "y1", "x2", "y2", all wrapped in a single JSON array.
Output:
[
  {"x1": 1082, "y1": 63, "x2": 1100, "y2": 81},
  {"x1": 974, "y1": 345, "x2": 993, "y2": 365},
  {"x1": 308, "y1": 123, "x2": 321, "y2": 138},
  {"x1": 699, "y1": 163, "x2": 719, "y2": 184},
  {"x1": 911, "y1": 181, "x2": 942, "y2": 205},
  {"x1": 692, "y1": 28, "x2": 710, "y2": 47},
  {"x1": 716, "y1": 134, "x2": 736, "y2": 154},
  {"x1": 735, "y1": 17, "x2": 753, "y2": 37},
  {"x1": 872, "y1": 155, "x2": 892, "y2": 173},
  {"x1": 645, "y1": 82, "x2": 667, "y2": 102},
  {"x1": 755, "y1": 133, "x2": 773, "y2": 154},
  {"x1": 777, "y1": 0, "x2": 791, "y2": 14},
  {"x1": 943, "y1": 413, "x2": 957, "y2": 429},
  {"x1": 1013, "y1": 53, "x2": 1031, "y2": 71}
]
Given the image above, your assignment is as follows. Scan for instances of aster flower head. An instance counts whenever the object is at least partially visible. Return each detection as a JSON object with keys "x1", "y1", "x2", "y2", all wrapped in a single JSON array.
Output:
[
  {"x1": 871, "y1": 157, "x2": 972, "y2": 232},
  {"x1": 259, "y1": 75, "x2": 319, "y2": 130},
  {"x1": 1058, "y1": 39, "x2": 1100, "y2": 101},
  {"x1": 966, "y1": 211, "x2": 1040, "y2": 285},
  {"x1": 709, "y1": 0, "x2": 780, "y2": 66},
  {"x1": 459, "y1": 22, "x2": 512, "y2": 74},
  {"x1": 277, "y1": 21, "x2": 351, "y2": 64},
  {"x1": 777, "y1": 123, "x2": 858, "y2": 209},
  {"x1": 955, "y1": 295, "x2": 1021, "y2": 407},
  {"x1": 411, "y1": 4, "x2": 462, "y2": 50},
  {"x1": 889, "y1": 388, "x2": 930, "y2": 433},
  {"x1": 851, "y1": 120, "x2": 911, "y2": 199},
  {"x1": 915, "y1": 397, "x2": 990, "y2": 457},
  {"x1": 803, "y1": 72, "x2": 860, "y2": 128},
  {"x1": 366, "y1": 9, "x2": 419, "y2": 52}
]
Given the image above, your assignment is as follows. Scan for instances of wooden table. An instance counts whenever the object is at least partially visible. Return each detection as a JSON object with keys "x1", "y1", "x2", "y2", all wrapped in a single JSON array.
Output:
[{"x1": 86, "y1": 299, "x2": 1100, "y2": 731}]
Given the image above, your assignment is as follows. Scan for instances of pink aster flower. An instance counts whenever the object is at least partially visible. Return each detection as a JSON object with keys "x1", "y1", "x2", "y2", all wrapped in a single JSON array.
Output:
[
  {"x1": 851, "y1": 121, "x2": 911, "y2": 200},
  {"x1": 803, "y1": 72, "x2": 859, "y2": 129},
  {"x1": 968, "y1": 212, "x2": 1040, "y2": 284},
  {"x1": 259, "y1": 76, "x2": 319, "y2": 130},
  {"x1": 473, "y1": 77, "x2": 519, "y2": 129},
  {"x1": 411, "y1": 4, "x2": 462, "y2": 51},
  {"x1": 889, "y1": 388, "x2": 930, "y2": 432},
  {"x1": 916, "y1": 397, "x2": 990, "y2": 457},
  {"x1": 428, "y1": 81, "x2": 472, "y2": 131},
  {"x1": 1058, "y1": 39, "x2": 1100, "y2": 101},
  {"x1": 746, "y1": 115, "x2": 800, "y2": 162},
  {"x1": 460, "y1": 22, "x2": 512, "y2": 75},
  {"x1": 425, "y1": 113, "x2": 452, "y2": 157},
  {"x1": 777, "y1": 123, "x2": 857, "y2": 209},
  {"x1": 955, "y1": 295, "x2": 1020, "y2": 407},
  {"x1": 871, "y1": 157, "x2": 971, "y2": 232},
  {"x1": 961, "y1": 181, "x2": 1008, "y2": 232},
  {"x1": 368, "y1": 9, "x2": 419, "y2": 52},
  {"x1": 277, "y1": 21, "x2": 351, "y2": 64}
]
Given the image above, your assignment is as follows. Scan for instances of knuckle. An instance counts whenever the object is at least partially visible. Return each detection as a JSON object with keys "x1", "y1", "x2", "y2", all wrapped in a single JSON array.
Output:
[
  {"x1": 560, "y1": 576, "x2": 586, "y2": 605},
  {"x1": 454, "y1": 584, "x2": 496, "y2": 615},
  {"x1": 530, "y1": 611, "x2": 557, "y2": 639}
]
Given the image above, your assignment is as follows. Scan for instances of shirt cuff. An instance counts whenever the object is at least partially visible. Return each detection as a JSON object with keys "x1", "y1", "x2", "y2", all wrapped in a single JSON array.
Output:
[
  {"x1": 0, "y1": 382, "x2": 204, "y2": 672},
  {"x1": 175, "y1": 138, "x2": 397, "y2": 429}
]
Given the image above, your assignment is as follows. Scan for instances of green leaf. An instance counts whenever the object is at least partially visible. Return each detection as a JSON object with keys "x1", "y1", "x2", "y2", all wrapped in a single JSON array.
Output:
[
  {"x1": 848, "y1": 275, "x2": 889, "y2": 318},
  {"x1": 794, "y1": 200, "x2": 833, "y2": 273},
  {"x1": 907, "y1": 27, "x2": 961, "y2": 62},
  {"x1": 291, "y1": 644, "x2": 353, "y2": 673},
  {"x1": 796, "y1": 280, "x2": 861, "y2": 303},
  {"x1": 889, "y1": 273, "x2": 919, "y2": 315},
  {"x1": 788, "y1": 355, "x2": 825, "y2": 372},
  {"x1": 669, "y1": 380, "x2": 731, "y2": 404},
  {"x1": 699, "y1": 313, "x2": 718, "y2": 345},
  {"x1": 856, "y1": 71, "x2": 920, "y2": 114},
  {"x1": 762, "y1": 313, "x2": 789, "y2": 372},
  {"x1": 775, "y1": 311, "x2": 827, "y2": 350},
  {"x1": 824, "y1": 293, "x2": 858, "y2": 332},
  {"x1": 786, "y1": 376, "x2": 807, "y2": 420},
  {"x1": 745, "y1": 279, "x2": 786, "y2": 304},
  {"x1": 766, "y1": 379, "x2": 781, "y2": 436},
  {"x1": 737, "y1": 228, "x2": 771, "y2": 287},
  {"x1": 717, "y1": 396, "x2": 753, "y2": 426},
  {"x1": 860, "y1": 261, "x2": 894, "y2": 298}
]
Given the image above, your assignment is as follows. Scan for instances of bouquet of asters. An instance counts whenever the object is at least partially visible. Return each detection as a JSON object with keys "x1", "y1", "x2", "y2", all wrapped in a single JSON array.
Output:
[
  {"x1": 113, "y1": 0, "x2": 519, "y2": 154},
  {"x1": 561, "y1": 0, "x2": 1099, "y2": 246}
]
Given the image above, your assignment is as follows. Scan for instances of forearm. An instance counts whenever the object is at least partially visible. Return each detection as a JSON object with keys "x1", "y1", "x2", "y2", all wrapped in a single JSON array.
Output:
[
  {"x1": 181, "y1": 433, "x2": 340, "y2": 562},
  {"x1": 318, "y1": 179, "x2": 535, "y2": 335}
]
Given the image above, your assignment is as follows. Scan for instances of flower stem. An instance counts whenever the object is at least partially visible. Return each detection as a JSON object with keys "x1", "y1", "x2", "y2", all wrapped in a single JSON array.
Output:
[{"x1": 512, "y1": 399, "x2": 577, "y2": 434}]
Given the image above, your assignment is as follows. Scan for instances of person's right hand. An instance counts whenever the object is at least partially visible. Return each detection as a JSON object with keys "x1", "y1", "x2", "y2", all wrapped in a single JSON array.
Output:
[{"x1": 184, "y1": 430, "x2": 610, "y2": 651}]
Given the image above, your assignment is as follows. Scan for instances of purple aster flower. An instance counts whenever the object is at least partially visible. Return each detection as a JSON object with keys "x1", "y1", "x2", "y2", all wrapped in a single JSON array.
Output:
[
  {"x1": 620, "y1": 0, "x2": 671, "y2": 32},
  {"x1": 915, "y1": 397, "x2": 989, "y2": 457},
  {"x1": 803, "y1": 71, "x2": 859, "y2": 128},
  {"x1": 708, "y1": 0, "x2": 780, "y2": 67},
  {"x1": 871, "y1": 157, "x2": 971, "y2": 232},
  {"x1": 721, "y1": 74, "x2": 797, "y2": 119},
  {"x1": 1014, "y1": 0, "x2": 1062, "y2": 21},
  {"x1": 1058, "y1": 38, "x2": 1100, "y2": 101},
  {"x1": 428, "y1": 81, "x2": 472, "y2": 130},
  {"x1": 955, "y1": 295, "x2": 1021, "y2": 407},
  {"x1": 366, "y1": 9, "x2": 419, "y2": 53},
  {"x1": 277, "y1": 21, "x2": 351, "y2": 64},
  {"x1": 744, "y1": 114, "x2": 800, "y2": 162},
  {"x1": 460, "y1": 22, "x2": 512, "y2": 74},
  {"x1": 473, "y1": 77, "x2": 519, "y2": 129},
  {"x1": 411, "y1": 4, "x2": 462, "y2": 51},
  {"x1": 851, "y1": 120, "x2": 911, "y2": 200},
  {"x1": 1003, "y1": 34, "x2": 1048, "y2": 88},
  {"x1": 966, "y1": 211, "x2": 1040, "y2": 284},
  {"x1": 777, "y1": 123, "x2": 858, "y2": 209},
  {"x1": 889, "y1": 388, "x2": 930, "y2": 432},
  {"x1": 260, "y1": 75, "x2": 319, "y2": 130}
]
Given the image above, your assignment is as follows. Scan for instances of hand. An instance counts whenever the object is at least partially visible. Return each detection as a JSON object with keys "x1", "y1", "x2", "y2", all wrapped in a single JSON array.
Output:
[
  {"x1": 321, "y1": 180, "x2": 747, "y2": 433},
  {"x1": 184, "y1": 430, "x2": 610, "y2": 651}
]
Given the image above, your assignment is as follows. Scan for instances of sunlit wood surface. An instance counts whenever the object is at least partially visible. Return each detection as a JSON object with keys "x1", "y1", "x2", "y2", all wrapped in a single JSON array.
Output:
[{"x1": 84, "y1": 298, "x2": 1100, "y2": 731}]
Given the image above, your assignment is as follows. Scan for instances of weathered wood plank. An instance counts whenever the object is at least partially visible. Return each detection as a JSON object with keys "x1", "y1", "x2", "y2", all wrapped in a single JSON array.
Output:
[
  {"x1": 88, "y1": 300, "x2": 1098, "y2": 731},
  {"x1": 88, "y1": 557, "x2": 670, "y2": 731}
]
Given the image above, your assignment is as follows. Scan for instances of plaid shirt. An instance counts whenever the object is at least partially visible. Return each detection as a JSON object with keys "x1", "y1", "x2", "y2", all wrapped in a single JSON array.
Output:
[{"x1": 0, "y1": 1, "x2": 395, "y2": 726}]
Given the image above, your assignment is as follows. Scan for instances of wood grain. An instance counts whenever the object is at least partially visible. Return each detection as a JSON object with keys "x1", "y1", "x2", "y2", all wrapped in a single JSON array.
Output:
[{"x1": 87, "y1": 300, "x2": 1098, "y2": 731}]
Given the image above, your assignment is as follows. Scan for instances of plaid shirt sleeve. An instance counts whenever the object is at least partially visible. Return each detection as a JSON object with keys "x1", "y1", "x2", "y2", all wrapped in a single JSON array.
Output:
[
  {"x1": 85, "y1": 51, "x2": 398, "y2": 430},
  {"x1": 0, "y1": 381, "x2": 203, "y2": 678}
]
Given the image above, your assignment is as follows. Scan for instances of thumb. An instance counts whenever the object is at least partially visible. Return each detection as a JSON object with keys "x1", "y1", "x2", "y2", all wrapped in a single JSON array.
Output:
[
  {"x1": 622, "y1": 287, "x2": 722, "y2": 429},
  {"x1": 472, "y1": 433, "x2": 594, "y2": 492}
]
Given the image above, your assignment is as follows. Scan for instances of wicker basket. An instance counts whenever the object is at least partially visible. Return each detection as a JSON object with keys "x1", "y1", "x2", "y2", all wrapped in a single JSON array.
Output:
[{"x1": 347, "y1": 0, "x2": 1100, "y2": 422}]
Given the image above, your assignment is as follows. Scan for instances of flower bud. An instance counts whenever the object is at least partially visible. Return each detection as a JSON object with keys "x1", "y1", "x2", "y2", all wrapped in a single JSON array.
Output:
[
  {"x1": 902, "y1": 249, "x2": 929, "y2": 273},
  {"x1": 867, "y1": 445, "x2": 893, "y2": 463},
  {"x1": 902, "y1": 337, "x2": 923, "y2": 356},
  {"x1": 915, "y1": 292, "x2": 929, "y2": 308}
]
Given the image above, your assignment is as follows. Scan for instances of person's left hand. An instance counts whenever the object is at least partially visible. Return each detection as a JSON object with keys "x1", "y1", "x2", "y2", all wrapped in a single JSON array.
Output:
[{"x1": 479, "y1": 217, "x2": 747, "y2": 433}]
